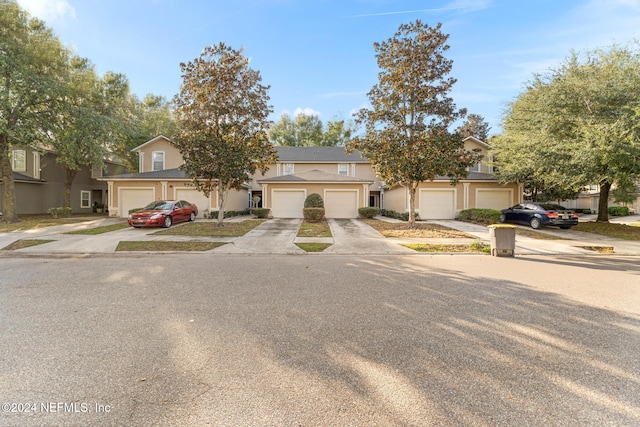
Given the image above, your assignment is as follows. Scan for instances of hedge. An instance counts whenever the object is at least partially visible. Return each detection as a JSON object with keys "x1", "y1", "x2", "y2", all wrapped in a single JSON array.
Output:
[
  {"x1": 456, "y1": 208, "x2": 501, "y2": 225},
  {"x1": 608, "y1": 206, "x2": 630, "y2": 217},
  {"x1": 358, "y1": 207, "x2": 380, "y2": 218}
]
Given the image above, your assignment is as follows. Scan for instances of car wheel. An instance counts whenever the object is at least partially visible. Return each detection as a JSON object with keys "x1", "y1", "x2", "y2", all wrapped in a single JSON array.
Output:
[
  {"x1": 499, "y1": 214, "x2": 506, "y2": 223},
  {"x1": 190, "y1": 212, "x2": 196, "y2": 222},
  {"x1": 530, "y1": 217, "x2": 542, "y2": 229},
  {"x1": 163, "y1": 216, "x2": 172, "y2": 228}
]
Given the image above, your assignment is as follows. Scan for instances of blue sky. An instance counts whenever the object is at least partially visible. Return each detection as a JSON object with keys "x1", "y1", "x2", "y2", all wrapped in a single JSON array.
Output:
[{"x1": 16, "y1": 0, "x2": 640, "y2": 137}]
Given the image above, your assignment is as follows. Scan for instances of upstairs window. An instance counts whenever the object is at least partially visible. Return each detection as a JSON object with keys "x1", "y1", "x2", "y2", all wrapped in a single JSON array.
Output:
[
  {"x1": 12, "y1": 149, "x2": 26, "y2": 172},
  {"x1": 283, "y1": 163, "x2": 294, "y2": 175},
  {"x1": 338, "y1": 163, "x2": 349, "y2": 176},
  {"x1": 468, "y1": 162, "x2": 481, "y2": 173},
  {"x1": 152, "y1": 151, "x2": 164, "y2": 171}
]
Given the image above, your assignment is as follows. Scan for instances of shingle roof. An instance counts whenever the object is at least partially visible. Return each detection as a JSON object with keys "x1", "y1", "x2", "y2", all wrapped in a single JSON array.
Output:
[
  {"x1": 103, "y1": 168, "x2": 189, "y2": 180},
  {"x1": 275, "y1": 146, "x2": 368, "y2": 163},
  {"x1": 258, "y1": 169, "x2": 373, "y2": 184},
  {"x1": 13, "y1": 172, "x2": 45, "y2": 183}
]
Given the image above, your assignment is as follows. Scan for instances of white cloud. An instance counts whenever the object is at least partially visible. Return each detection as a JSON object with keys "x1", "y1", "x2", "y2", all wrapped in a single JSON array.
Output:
[
  {"x1": 294, "y1": 107, "x2": 321, "y2": 117},
  {"x1": 16, "y1": 0, "x2": 76, "y2": 22}
]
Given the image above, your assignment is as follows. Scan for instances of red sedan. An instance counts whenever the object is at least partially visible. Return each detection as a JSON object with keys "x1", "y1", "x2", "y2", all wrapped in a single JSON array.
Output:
[{"x1": 128, "y1": 200, "x2": 198, "y2": 228}]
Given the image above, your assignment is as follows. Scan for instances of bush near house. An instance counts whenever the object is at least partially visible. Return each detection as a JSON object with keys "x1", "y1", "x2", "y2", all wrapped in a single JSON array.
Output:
[
  {"x1": 207, "y1": 208, "x2": 251, "y2": 219},
  {"x1": 251, "y1": 208, "x2": 270, "y2": 218},
  {"x1": 358, "y1": 207, "x2": 380, "y2": 218},
  {"x1": 47, "y1": 207, "x2": 73, "y2": 218},
  {"x1": 128, "y1": 207, "x2": 143, "y2": 215},
  {"x1": 303, "y1": 193, "x2": 325, "y2": 222},
  {"x1": 457, "y1": 208, "x2": 501, "y2": 225},
  {"x1": 379, "y1": 209, "x2": 417, "y2": 222},
  {"x1": 608, "y1": 206, "x2": 630, "y2": 217}
]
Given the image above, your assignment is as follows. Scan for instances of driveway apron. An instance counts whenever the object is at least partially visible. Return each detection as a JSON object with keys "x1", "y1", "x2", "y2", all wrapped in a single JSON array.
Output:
[
  {"x1": 217, "y1": 218, "x2": 304, "y2": 254},
  {"x1": 324, "y1": 218, "x2": 414, "y2": 254}
]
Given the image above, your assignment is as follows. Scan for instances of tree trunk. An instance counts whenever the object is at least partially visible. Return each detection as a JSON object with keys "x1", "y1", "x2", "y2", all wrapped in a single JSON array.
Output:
[
  {"x1": 596, "y1": 180, "x2": 611, "y2": 223},
  {"x1": 408, "y1": 181, "x2": 418, "y2": 227},
  {"x1": 0, "y1": 134, "x2": 18, "y2": 223},
  {"x1": 64, "y1": 168, "x2": 78, "y2": 209},
  {"x1": 216, "y1": 183, "x2": 228, "y2": 227}
]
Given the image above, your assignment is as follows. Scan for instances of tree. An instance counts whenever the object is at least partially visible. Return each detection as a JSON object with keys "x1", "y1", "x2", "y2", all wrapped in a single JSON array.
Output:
[
  {"x1": 0, "y1": 0, "x2": 69, "y2": 222},
  {"x1": 457, "y1": 113, "x2": 490, "y2": 141},
  {"x1": 491, "y1": 44, "x2": 640, "y2": 221},
  {"x1": 268, "y1": 112, "x2": 355, "y2": 146},
  {"x1": 173, "y1": 43, "x2": 276, "y2": 225},
  {"x1": 348, "y1": 21, "x2": 480, "y2": 226},
  {"x1": 51, "y1": 57, "x2": 130, "y2": 208}
]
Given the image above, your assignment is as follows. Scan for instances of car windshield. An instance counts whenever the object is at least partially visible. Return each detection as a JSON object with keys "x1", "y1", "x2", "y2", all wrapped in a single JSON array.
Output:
[
  {"x1": 540, "y1": 203, "x2": 567, "y2": 211},
  {"x1": 144, "y1": 201, "x2": 174, "y2": 210}
]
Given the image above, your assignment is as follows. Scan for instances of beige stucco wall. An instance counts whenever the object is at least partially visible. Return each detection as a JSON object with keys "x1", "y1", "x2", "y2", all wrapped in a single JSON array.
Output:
[
  {"x1": 262, "y1": 183, "x2": 370, "y2": 209},
  {"x1": 137, "y1": 138, "x2": 183, "y2": 172}
]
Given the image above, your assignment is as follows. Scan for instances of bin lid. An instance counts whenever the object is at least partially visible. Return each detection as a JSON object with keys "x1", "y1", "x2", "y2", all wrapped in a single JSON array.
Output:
[{"x1": 487, "y1": 224, "x2": 516, "y2": 229}]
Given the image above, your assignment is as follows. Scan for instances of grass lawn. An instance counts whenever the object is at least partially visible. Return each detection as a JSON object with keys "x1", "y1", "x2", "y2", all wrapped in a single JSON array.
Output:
[
  {"x1": 2, "y1": 239, "x2": 55, "y2": 250},
  {"x1": 573, "y1": 221, "x2": 640, "y2": 240},
  {"x1": 0, "y1": 215, "x2": 93, "y2": 232},
  {"x1": 295, "y1": 242, "x2": 333, "y2": 252},
  {"x1": 362, "y1": 219, "x2": 475, "y2": 238},
  {"x1": 65, "y1": 222, "x2": 130, "y2": 235},
  {"x1": 403, "y1": 241, "x2": 491, "y2": 253},
  {"x1": 297, "y1": 221, "x2": 332, "y2": 238},
  {"x1": 116, "y1": 241, "x2": 227, "y2": 251},
  {"x1": 153, "y1": 219, "x2": 264, "y2": 237}
]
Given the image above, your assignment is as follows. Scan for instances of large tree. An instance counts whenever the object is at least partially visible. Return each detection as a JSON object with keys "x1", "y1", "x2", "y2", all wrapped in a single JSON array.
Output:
[
  {"x1": 457, "y1": 113, "x2": 490, "y2": 141},
  {"x1": 491, "y1": 44, "x2": 640, "y2": 221},
  {"x1": 0, "y1": 0, "x2": 69, "y2": 222},
  {"x1": 348, "y1": 21, "x2": 480, "y2": 226},
  {"x1": 268, "y1": 112, "x2": 355, "y2": 146},
  {"x1": 173, "y1": 43, "x2": 276, "y2": 225},
  {"x1": 51, "y1": 57, "x2": 130, "y2": 207}
]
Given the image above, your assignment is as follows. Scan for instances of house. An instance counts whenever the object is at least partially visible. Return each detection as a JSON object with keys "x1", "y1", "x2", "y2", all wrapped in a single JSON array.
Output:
[
  {"x1": 1, "y1": 145, "x2": 127, "y2": 215},
  {"x1": 101, "y1": 135, "x2": 521, "y2": 219}
]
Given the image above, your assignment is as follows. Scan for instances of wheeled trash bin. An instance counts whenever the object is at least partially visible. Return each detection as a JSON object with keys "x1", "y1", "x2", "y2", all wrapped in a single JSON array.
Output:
[{"x1": 487, "y1": 224, "x2": 516, "y2": 257}]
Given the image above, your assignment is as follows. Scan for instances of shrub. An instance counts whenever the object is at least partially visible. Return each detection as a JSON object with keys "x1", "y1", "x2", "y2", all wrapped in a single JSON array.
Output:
[
  {"x1": 128, "y1": 207, "x2": 143, "y2": 215},
  {"x1": 379, "y1": 209, "x2": 418, "y2": 221},
  {"x1": 457, "y1": 208, "x2": 501, "y2": 225},
  {"x1": 251, "y1": 208, "x2": 270, "y2": 218},
  {"x1": 303, "y1": 207, "x2": 325, "y2": 222},
  {"x1": 608, "y1": 206, "x2": 630, "y2": 217},
  {"x1": 47, "y1": 207, "x2": 73, "y2": 218},
  {"x1": 571, "y1": 208, "x2": 591, "y2": 214},
  {"x1": 304, "y1": 193, "x2": 324, "y2": 208},
  {"x1": 358, "y1": 207, "x2": 380, "y2": 218},
  {"x1": 207, "y1": 208, "x2": 251, "y2": 219}
]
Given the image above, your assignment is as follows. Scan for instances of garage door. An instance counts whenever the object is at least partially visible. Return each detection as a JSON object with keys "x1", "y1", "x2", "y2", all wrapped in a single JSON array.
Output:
[
  {"x1": 271, "y1": 190, "x2": 305, "y2": 218},
  {"x1": 419, "y1": 189, "x2": 456, "y2": 219},
  {"x1": 325, "y1": 190, "x2": 359, "y2": 218},
  {"x1": 120, "y1": 188, "x2": 154, "y2": 218},
  {"x1": 175, "y1": 188, "x2": 210, "y2": 218},
  {"x1": 476, "y1": 190, "x2": 512, "y2": 210}
]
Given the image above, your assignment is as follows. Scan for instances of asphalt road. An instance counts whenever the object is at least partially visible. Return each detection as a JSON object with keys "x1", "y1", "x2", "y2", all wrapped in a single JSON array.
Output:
[{"x1": 1, "y1": 254, "x2": 639, "y2": 426}]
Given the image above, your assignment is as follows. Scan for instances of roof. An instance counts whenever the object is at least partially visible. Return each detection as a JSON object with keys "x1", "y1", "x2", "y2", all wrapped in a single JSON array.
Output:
[
  {"x1": 130, "y1": 135, "x2": 174, "y2": 152},
  {"x1": 275, "y1": 146, "x2": 368, "y2": 163},
  {"x1": 12, "y1": 172, "x2": 46, "y2": 184},
  {"x1": 101, "y1": 168, "x2": 189, "y2": 180},
  {"x1": 258, "y1": 169, "x2": 374, "y2": 184}
]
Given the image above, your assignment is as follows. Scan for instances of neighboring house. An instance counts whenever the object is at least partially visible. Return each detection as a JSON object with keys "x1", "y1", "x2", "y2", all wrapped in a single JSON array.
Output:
[
  {"x1": 1, "y1": 145, "x2": 127, "y2": 215},
  {"x1": 561, "y1": 184, "x2": 639, "y2": 214},
  {"x1": 101, "y1": 135, "x2": 521, "y2": 219}
]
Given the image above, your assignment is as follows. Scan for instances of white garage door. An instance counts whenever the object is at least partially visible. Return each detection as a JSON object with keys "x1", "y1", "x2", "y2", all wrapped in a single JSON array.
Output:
[
  {"x1": 325, "y1": 190, "x2": 359, "y2": 218},
  {"x1": 419, "y1": 189, "x2": 456, "y2": 219},
  {"x1": 271, "y1": 190, "x2": 305, "y2": 218},
  {"x1": 175, "y1": 188, "x2": 210, "y2": 218},
  {"x1": 476, "y1": 190, "x2": 512, "y2": 210},
  {"x1": 120, "y1": 188, "x2": 154, "y2": 218}
]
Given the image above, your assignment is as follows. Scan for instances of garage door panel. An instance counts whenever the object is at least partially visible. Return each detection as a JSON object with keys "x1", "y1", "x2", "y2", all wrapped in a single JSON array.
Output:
[
  {"x1": 325, "y1": 190, "x2": 359, "y2": 218},
  {"x1": 120, "y1": 188, "x2": 154, "y2": 218},
  {"x1": 272, "y1": 190, "x2": 305, "y2": 218},
  {"x1": 175, "y1": 188, "x2": 210, "y2": 218},
  {"x1": 419, "y1": 190, "x2": 455, "y2": 219},
  {"x1": 477, "y1": 190, "x2": 511, "y2": 210}
]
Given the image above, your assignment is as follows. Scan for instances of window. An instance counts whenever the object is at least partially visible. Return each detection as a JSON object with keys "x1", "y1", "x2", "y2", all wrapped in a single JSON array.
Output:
[
  {"x1": 338, "y1": 163, "x2": 349, "y2": 176},
  {"x1": 283, "y1": 163, "x2": 294, "y2": 175},
  {"x1": 33, "y1": 152, "x2": 40, "y2": 179},
  {"x1": 80, "y1": 191, "x2": 91, "y2": 209},
  {"x1": 468, "y1": 162, "x2": 481, "y2": 173},
  {"x1": 12, "y1": 149, "x2": 26, "y2": 172},
  {"x1": 152, "y1": 151, "x2": 164, "y2": 171}
]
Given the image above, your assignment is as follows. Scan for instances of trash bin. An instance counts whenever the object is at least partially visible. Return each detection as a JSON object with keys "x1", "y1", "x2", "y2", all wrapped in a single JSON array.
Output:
[{"x1": 487, "y1": 224, "x2": 516, "y2": 257}]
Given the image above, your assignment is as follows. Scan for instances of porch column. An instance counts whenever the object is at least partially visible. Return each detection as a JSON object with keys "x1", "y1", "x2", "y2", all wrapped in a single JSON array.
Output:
[
  {"x1": 463, "y1": 183, "x2": 470, "y2": 210},
  {"x1": 161, "y1": 181, "x2": 168, "y2": 199}
]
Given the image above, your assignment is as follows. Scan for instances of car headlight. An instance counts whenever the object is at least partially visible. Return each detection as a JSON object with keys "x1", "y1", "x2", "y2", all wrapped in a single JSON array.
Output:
[
  {"x1": 128, "y1": 215, "x2": 132, "y2": 220},
  {"x1": 150, "y1": 213, "x2": 162, "y2": 219}
]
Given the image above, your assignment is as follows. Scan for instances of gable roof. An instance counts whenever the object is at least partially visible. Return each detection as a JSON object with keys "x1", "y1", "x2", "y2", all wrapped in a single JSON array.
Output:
[
  {"x1": 130, "y1": 135, "x2": 174, "y2": 152},
  {"x1": 463, "y1": 135, "x2": 491, "y2": 149},
  {"x1": 275, "y1": 146, "x2": 367, "y2": 163},
  {"x1": 101, "y1": 168, "x2": 189, "y2": 180},
  {"x1": 258, "y1": 169, "x2": 373, "y2": 184}
]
